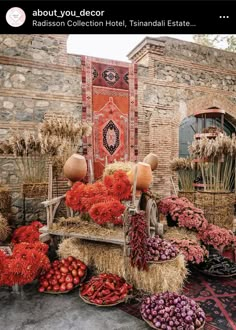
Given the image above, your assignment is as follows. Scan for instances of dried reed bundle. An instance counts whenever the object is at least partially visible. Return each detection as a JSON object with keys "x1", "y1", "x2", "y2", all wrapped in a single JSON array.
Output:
[
  {"x1": 0, "y1": 213, "x2": 10, "y2": 241},
  {"x1": 170, "y1": 158, "x2": 195, "y2": 191},
  {"x1": 189, "y1": 134, "x2": 236, "y2": 192},
  {"x1": 39, "y1": 116, "x2": 92, "y2": 173},
  {"x1": 170, "y1": 158, "x2": 192, "y2": 171},
  {"x1": 163, "y1": 227, "x2": 199, "y2": 242},
  {"x1": 103, "y1": 161, "x2": 134, "y2": 178},
  {"x1": 7, "y1": 131, "x2": 47, "y2": 183}
]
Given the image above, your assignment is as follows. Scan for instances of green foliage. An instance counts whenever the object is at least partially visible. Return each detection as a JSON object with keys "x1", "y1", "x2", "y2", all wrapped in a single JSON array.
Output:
[{"x1": 193, "y1": 34, "x2": 236, "y2": 52}]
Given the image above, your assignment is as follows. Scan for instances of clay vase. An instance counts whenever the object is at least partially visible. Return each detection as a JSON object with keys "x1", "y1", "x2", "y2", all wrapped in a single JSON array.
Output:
[
  {"x1": 143, "y1": 153, "x2": 158, "y2": 171},
  {"x1": 128, "y1": 162, "x2": 153, "y2": 190},
  {"x1": 63, "y1": 154, "x2": 87, "y2": 182}
]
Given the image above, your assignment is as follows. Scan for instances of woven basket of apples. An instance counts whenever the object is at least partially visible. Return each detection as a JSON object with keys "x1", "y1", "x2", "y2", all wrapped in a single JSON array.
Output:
[{"x1": 38, "y1": 256, "x2": 87, "y2": 294}]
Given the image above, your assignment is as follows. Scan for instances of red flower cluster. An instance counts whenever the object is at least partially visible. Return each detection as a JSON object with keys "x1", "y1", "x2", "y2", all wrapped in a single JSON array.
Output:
[
  {"x1": 65, "y1": 171, "x2": 131, "y2": 225},
  {"x1": 0, "y1": 242, "x2": 50, "y2": 286},
  {"x1": 89, "y1": 200, "x2": 125, "y2": 225},
  {"x1": 170, "y1": 239, "x2": 209, "y2": 264},
  {"x1": 11, "y1": 221, "x2": 43, "y2": 244},
  {"x1": 198, "y1": 224, "x2": 235, "y2": 250},
  {"x1": 104, "y1": 170, "x2": 131, "y2": 200}
]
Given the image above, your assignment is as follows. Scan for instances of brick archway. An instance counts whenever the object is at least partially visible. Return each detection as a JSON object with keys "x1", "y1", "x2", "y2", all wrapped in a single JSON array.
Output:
[{"x1": 185, "y1": 94, "x2": 236, "y2": 127}]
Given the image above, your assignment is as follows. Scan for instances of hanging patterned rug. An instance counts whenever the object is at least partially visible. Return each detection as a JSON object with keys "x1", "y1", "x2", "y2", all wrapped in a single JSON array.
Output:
[{"x1": 81, "y1": 56, "x2": 138, "y2": 180}]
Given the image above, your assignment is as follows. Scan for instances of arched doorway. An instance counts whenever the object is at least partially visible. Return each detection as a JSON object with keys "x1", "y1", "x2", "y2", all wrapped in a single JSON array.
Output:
[{"x1": 179, "y1": 115, "x2": 235, "y2": 158}]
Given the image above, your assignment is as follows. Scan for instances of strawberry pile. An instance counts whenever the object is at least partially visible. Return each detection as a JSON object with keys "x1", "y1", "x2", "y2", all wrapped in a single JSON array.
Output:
[
  {"x1": 38, "y1": 256, "x2": 87, "y2": 293},
  {"x1": 80, "y1": 273, "x2": 132, "y2": 305}
]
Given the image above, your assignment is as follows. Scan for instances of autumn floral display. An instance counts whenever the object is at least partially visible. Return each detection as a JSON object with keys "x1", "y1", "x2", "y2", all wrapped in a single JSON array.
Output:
[
  {"x1": 11, "y1": 221, "x2": 43, "y2": 244},
  {"x1": 177, "y1": 208, "x2": 208, "y2": 232},
  {"x1": 158, "y1": 196, "x2": 208, "y2": 232},
  {"x1": 170, "y1": 239, "x2": 209, "y2": 264},
  {"x1": 198, "y1": 224, "x2": 235, "y2": 250},
  {"x1": 0, "y1": 241, "x2": 50, "y2": 286},
  {"x1": 0, "y1": 221, "x2": 50, "y2": 287},
  {"x1": 66, "y1": 170, "x2": 131, "y2": 225}
]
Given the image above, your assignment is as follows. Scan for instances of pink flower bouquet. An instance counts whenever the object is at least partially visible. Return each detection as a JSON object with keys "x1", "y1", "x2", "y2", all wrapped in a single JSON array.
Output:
[{"x1": 171, "y1": 239, "x2": 209, "y2": 264}]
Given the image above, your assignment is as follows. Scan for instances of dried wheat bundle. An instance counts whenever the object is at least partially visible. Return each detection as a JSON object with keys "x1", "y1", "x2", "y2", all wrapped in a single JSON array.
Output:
[
  {"x1": 9, "y1": 130, "x2": 41, "y2": 157},
  {"x1": 170, "y1": 158, "x2": 195, "y2": 191},
  {"x1": 170, "y1": 158, "x2": 192, "y2": 171},
  {"x1": 39, "y1": 115, "x2": 92, "y2": 143},
  {"x1": 189, "y1": 134, "x2": 236, "y2": 192},
  {"x1": 7, "y1": 130, "x2": 48, "y2": 183},
  {"x1": 0, "y1": 213, "x2": 10, "y2": 241},
  {"x1": 0, "y1": 140, "x2": 13, "y2": 155}
]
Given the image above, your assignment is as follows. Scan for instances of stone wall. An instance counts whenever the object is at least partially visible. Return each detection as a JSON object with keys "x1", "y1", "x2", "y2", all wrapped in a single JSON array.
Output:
[
  {"x1": 0, "y1": 34, "x2": 82, "y2": 225},
  {"x1": 1, "y1": 34, "x2": 236, "y2": 222},
  {"x1": 128, "y1": 37, "x2": 236, "y2": 196}
]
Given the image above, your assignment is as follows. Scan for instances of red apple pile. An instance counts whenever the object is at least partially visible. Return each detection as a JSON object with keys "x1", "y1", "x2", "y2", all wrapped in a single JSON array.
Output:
[{"x1": 38, "y1": 256, "x2": 87, "y2": 293}]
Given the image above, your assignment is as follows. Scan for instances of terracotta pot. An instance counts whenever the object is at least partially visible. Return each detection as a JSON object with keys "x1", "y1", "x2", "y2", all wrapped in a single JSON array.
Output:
[
  {"x1": 128, "y1": 162, "x2": 152, "y2": 190},
  {"x1": 63, "y1": 154, "x2": 87, "y2": 182},
  {"x1": 143, "y1": 153, "x2": 158, "y2": 171}
]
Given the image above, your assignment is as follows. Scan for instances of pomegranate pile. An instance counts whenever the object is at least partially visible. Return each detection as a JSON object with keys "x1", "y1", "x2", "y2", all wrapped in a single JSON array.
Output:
[{"x1": 38, "y1": 256, "x2": 87, "y2": 293}]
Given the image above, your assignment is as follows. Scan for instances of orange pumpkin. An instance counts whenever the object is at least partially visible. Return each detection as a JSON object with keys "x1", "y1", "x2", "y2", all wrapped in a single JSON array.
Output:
[
  {"x1": 128, "y1": 162, "x2": 152, "y2": 190},
  {"x1": 63, "y1": 154, "x2": 87, "y2": 182}
]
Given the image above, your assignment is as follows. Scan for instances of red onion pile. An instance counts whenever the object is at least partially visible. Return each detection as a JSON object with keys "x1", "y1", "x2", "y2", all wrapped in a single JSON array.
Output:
[
  {"x1": 141, "y1": 292, "x2": 205, "y2": 330},
  {"x1": 147, "y1": 236, "x2": 179, "y2": 262}
]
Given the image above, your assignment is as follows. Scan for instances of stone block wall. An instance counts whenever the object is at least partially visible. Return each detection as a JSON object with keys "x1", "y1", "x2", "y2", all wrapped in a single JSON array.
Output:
[
  {"x1": 128, "y1": 37, "x2": 236, "y2": 196},
  {"x1": 0, "y1": 34, "x2": 82, "y2": 225},
  {"x1": 1, "y1": 34, "x2": 236, "y2": 222}
]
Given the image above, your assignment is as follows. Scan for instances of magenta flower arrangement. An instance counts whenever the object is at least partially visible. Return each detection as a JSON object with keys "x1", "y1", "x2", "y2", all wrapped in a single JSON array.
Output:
[
  {"x1": 170, "y1": 239, "x2": 209, "y2": 264},
  {"x1": 198, "y1": 224, "x2": 235, "y2": 250}
]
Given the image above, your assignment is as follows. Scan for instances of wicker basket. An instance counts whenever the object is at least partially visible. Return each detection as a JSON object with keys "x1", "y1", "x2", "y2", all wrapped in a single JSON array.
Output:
[
  {"x1": 195, "y1": 191, "x2": 234, "y2": 229},
  {"x1": 79, "y1": 292, "x2": 126, "y2": 307},
  {"x1": 143, "y1": 317, "x2": 205, "y2": 330},
  {"x1": 178, "y1": 191, "x2": 196, "y2": 204},
  {"x1": 22, "y1": 183, "x2": 48, "y2": 198}
]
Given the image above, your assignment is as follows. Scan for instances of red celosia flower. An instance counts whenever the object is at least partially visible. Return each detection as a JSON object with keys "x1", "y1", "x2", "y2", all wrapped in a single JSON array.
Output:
[
  {"x1": 13, "y1": 242, "x2": 48, "y2": 255},
  {"x1": 11, "y1": 223, "x2": 41, "y2": 244}
]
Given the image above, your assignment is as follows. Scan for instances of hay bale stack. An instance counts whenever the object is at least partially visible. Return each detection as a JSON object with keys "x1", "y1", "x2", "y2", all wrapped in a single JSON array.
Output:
[
  {"x1": 125, "y1": 254, "x2": 187, "y2": 294},
  {"x1": 58, "y1": 238, "x2": 187, "y2": 293},
  {"x1": 58, "y1": 238, "x2": 125, "y2": 277},
  {"x1": 195, "y1": 191, "x2": 234, "y2": 229},
  {"x1": 163, "y1": 227, "x2": 199, "y2": 242}
]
